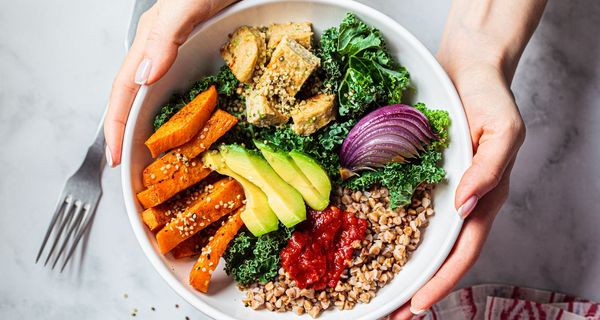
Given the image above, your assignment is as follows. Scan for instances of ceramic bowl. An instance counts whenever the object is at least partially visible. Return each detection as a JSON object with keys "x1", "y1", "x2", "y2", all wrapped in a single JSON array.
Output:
[{"x1": 121, "y1": 0, "x2": 472, "y2": 319}]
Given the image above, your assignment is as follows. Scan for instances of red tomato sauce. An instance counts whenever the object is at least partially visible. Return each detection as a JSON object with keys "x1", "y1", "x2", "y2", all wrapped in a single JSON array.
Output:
[{"x1": 280, "y1": 206, "x2": 368, "y2": 290}]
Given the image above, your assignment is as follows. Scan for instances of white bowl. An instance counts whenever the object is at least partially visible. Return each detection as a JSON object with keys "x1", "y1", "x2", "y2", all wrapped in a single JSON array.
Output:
[{"x1": 121, "y1": 0, "x2": 472, "y2": 319}]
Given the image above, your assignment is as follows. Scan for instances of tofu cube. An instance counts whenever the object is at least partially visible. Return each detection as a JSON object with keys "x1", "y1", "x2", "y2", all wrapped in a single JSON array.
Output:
[
  {"x1": 267, "y1": 22, "x2": 313, "y2": 51},
  {"x1": 246, "y1": 91, "x2": 289, "y2": 127},
  {"x1": 258, "y1": 37, "x2": 320, "y2": 98},
  {"x1": 221, "y1": 26, "x2": 266, "y2": 83},
  {"x1": 292, "y1": 94, "x2": 337, "y2": 135}
]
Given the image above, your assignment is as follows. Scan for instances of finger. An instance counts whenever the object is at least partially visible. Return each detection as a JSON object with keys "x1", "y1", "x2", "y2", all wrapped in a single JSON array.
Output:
[
  {"x1": 390, "y1": 303, "x2": 413, "y2": 320},
  {"x1": 455, "y1": 115, "x2": 524, "y2": 218},
  {"x1": 410, "y1": 169, "x2": 511, "y2": 313},
  {"x1": 104, "y1": 9, "x2": 155, "y2": 166},
  {"x1": 141, "y1": 0, "x2": 215, "y2": 84},
  {"x1": 141, "y1": 0, "x2": 239, "y2": 84}
]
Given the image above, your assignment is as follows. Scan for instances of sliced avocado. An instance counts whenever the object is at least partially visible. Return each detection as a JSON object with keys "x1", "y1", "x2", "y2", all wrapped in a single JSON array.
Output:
[
  {"x1": 201, "y1": 151, "x2": 279, "y2": 236},
  {"x1": 219, "y1": 145, "x2": 306, "y2": 228},
  {"x1": 289, "y1": 150, "x2": 332, "y2": 202},
  {"x1": 255, "y1": 141, "x2": 329, "y2": 211}
]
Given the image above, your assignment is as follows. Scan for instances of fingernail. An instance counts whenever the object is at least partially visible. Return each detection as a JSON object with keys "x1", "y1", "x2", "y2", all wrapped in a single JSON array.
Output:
[
  {"x1": 409, "y1": 306, "x2": 426, "y2": 315},
  {"x1": 105, "y1": 145, "x2": 114, "y2": 168},
  {"x1": 134, "y1": 58, "x2": 152, "y2": 85},
  {"x1": 457, "y1": 195, "x2": 478, "y2": 219}
]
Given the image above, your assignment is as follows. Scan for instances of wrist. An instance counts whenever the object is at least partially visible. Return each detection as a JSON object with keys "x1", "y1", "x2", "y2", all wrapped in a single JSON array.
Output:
[
  {"x1": 437, "y1": 26, "x2": 518, "y2": 84},
  {"x1": 438, "y1": 0, "x2": 547, "y2": 83}
]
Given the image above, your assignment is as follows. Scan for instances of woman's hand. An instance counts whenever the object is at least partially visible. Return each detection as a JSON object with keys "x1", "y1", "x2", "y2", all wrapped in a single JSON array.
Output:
[
  {"x1": 104, "y1": 0, "x2": 236, "y2": 167},
  {"x1": 391, "y1": 62, "x2": 524, "y2": 319},
  {"x1": 391, "y1": 0, "x2": 547, "y2": 317}
]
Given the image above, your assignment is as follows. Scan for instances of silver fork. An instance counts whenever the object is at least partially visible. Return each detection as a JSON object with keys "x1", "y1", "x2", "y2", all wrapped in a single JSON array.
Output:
[{"x1": 35, "y1": 119, "x2": 106, "y2": 271}]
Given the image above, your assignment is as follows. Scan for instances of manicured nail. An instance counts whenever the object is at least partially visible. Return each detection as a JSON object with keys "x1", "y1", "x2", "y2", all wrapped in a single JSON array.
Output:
[
  {"x1": 457, "y1": 195, "x2": 478, "y2": 219},
  {"x1": 105, "y1": 145, "x2": 114, "y2": 168},
  {"x1": 134, "y1": 58, "x2": 152, "y2": 85},
  {"x1": 409, "y1": 306, "x2": 426, "y2": 315}
]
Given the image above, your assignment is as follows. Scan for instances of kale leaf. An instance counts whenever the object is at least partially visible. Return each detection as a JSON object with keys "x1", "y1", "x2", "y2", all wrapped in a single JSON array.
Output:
[
  {"x1": 344, "y1": 149, "x2": 446, "y2": 208},
  {"x1": 317, "y1": 27, "x2": 343, "y2": 93},
  {"x1": 223, "y1": 226, "x2": 293, "y2": 286},
  {"x1": 334, "y1": 13, "x2": 410, "y2": 120}
]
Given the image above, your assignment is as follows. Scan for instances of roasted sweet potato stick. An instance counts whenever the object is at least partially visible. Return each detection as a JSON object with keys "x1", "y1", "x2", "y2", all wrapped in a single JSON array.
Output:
[
  {"x1": 136, "y1": 161, "x2": 212, "y2": 209},
  {"x1": 143, "y1": 109, "x2": 238, "y2": 187},
  {"x1": 142, "y1": 184, "x2": 210, "y2": 232},
  {"x1": 171, "y1": 214, "x2": 230, "y2": 259},
  {"x1": 156, "y1": 178, "x2": 244, "y2": 254},
  {"x1": 145, "y1": 86, "x2": 218, "y2": 158},
  {"x1": 142, "y1": 207, "x2": 173, "y2": 232},
  {"x1": 189, "y1": 208, "x2": 244, "y2": 293}
]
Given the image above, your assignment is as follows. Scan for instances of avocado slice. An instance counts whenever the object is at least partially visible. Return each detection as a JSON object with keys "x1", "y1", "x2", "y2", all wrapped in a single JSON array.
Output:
[
  {"x1": 255, "y1": 141, "x2": 329, "y2": 211},
  {"x1": 202, "y1": 151, "x2": 279, "y2": 236},
  {"x1": 219, "y1": 145, "x2": 306, "y2": 228},
  {"x1": 289, "y1": 150, "x2": 332, "y2": 202}
]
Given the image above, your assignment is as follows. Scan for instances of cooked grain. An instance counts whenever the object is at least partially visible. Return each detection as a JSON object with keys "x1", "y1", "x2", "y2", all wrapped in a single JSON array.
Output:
[{"x1": 240, "y1": 184, "x2": 435, "y2": 318}]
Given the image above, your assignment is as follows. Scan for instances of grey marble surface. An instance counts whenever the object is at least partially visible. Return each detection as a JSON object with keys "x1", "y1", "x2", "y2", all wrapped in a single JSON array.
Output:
[{"x1": 1, "y1": 0, "x2": 598, "y2": 319}]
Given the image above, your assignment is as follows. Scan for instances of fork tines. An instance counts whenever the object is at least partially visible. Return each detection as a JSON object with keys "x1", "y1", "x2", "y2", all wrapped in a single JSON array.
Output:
[{"x1": 36, "y1": 194, "x2": 95, "y2": 272}]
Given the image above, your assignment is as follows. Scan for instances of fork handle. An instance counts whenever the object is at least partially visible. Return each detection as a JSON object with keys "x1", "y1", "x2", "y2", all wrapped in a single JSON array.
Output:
[
  {"x1": 78, "y1": 107, "x2": 108, "y2": 175},
  {"x1": 92, "y1": 106, "x2": 108, "y2": 151}
]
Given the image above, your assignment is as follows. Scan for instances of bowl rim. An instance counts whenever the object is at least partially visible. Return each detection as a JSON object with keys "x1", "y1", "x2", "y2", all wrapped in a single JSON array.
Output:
[{"x1": 121, "y1": 0, "x2": 470, "y2": 319}]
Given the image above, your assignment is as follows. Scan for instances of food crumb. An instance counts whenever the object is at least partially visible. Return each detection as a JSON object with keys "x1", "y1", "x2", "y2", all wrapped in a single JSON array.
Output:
[
  {"x1": 151, "y1": 307, "x2": 156, "y2": 311},
  {"x1": 175, "y1": 304, "x2": 180, "y2": 308},
  {"x1": 123, "y1": 293, "x2": 128, "y2": 299}
]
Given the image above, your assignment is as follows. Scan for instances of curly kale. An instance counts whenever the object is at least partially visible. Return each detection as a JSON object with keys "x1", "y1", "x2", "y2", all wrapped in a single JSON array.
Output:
[
  {"x1": 152, "y1": 66, "x2": 240, "y2": 131},
  {"x1": 317, "y1": 27, "x2": 343, "y2": 93},
  {"x1": 223, "y1": 226, "x2": 293, "y2": 286},
  {"x1": 334, "y1": 13, "x2": 410, "y2": 120},
  {"x1": 415, "y1": 102, "x2": 451, "y2": 149},
  {"x1": 343, "y1": 103, "x2": 451, "y2": 209},
  {"x1": 344, "y1": 149, "x2": 446, "y2": 209}
]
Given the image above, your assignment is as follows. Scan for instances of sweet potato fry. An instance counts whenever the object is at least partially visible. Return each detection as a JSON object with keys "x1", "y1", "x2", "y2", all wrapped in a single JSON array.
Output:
[
  {"x1": 143, "y1": 109, "x2": 238, "y2": 187},
  {"x1": 189, "y1": 208, "x2": 244, "y2": 293},
  {"x1": 156, "y1": 178, "x2": 244, "y2": 254},
  {"x1": 145, "y1": 85, "x2": 218, "y2": 158},
  {"x1": 171, "y1": 214, "x2": 229, "y2": 259},
  {"x1": 141, "y1": 184, "x2": 208, "y2": 232},
  {"x1": 136, "y1": 161, "x2": 212, "y2": 209},
  {"x1": 142, "y1": 207, "x2": 172, "y2": 232}
]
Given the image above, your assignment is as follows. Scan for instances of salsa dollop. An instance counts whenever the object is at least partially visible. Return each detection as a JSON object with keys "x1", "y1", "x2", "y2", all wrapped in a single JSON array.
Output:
[{"x1": 280, "y1": 206, "x2": 367, "y2": 289}]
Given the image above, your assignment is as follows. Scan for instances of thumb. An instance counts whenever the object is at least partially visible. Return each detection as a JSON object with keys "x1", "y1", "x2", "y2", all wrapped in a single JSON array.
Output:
[
  {"x1": 134, "y1": 0, "x2": 238, "y2": 85},
  {"x1": 138, "y1": 8, "x2": 196, "y2": 85},
  {"x1": 455, "y1": 120, "x2": 524, "y2": 218},
  {"x1": 135, "y1": 0, "x2": 238, "y2": 85}
]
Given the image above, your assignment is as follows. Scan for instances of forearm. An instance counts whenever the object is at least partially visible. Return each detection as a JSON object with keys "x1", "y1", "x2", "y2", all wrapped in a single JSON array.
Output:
[{"x1": 438, "y1": 0, "x2": 547, "y2": 82}]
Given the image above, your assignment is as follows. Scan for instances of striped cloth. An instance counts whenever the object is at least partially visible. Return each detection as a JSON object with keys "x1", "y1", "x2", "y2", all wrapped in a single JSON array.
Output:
[{"x1": 413, "y1": 284, "x2": 600, "y2": 320}]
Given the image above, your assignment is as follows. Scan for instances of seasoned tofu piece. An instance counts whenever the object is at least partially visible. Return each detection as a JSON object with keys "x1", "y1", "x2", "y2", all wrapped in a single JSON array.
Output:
[
  {"x1": 246, "y1": 91, "x2": 289, "y2": 127},
  {"x1": 258, "y1": 37, "x2": 320, "y2": 98},
  {"x1": 221, "y1": 26, "x2": 266, "y2": 83},
  {"x1": 292, "y1": 94, "x2": 337, "y2": 136},
  {"x1": 267, "y1": 22, "x2": 313, "y2": 51}
]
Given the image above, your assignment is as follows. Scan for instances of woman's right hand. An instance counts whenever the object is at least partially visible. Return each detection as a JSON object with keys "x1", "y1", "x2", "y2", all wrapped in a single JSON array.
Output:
[{"x1": 104, "y1": 0, "x2": 236, "y2": 167}]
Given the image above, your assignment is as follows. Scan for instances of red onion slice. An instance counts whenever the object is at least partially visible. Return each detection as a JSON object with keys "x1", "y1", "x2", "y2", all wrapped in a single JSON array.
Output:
[{"x1": 340, "y1": 104, "x2": 437, "y2": 178}]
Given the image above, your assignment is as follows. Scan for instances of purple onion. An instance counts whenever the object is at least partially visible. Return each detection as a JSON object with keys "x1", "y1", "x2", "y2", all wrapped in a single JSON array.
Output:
[{"x1": 340, "y1": 104, "x2": 437, "y2": 180}]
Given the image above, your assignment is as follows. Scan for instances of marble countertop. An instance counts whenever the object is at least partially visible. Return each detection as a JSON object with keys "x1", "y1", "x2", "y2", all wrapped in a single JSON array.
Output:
[{"x1": 1, "y1": 0, "x2": 598, "y2": 319}]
